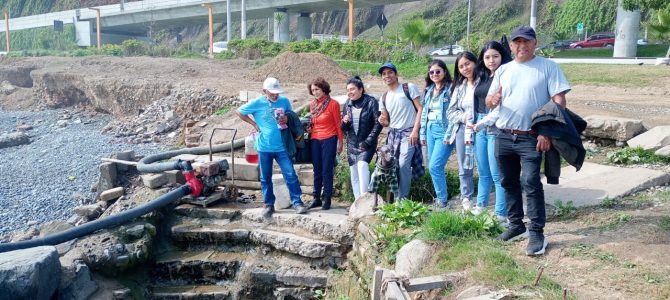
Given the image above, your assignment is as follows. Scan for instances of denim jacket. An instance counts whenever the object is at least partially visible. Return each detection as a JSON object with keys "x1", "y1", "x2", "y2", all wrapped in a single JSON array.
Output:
[
  {"x1": 419, "y1": 83, "x2": 451, "y2": 142},
  {"x1": 445, "y1": 79, "x2": 478, "y2": 144}
]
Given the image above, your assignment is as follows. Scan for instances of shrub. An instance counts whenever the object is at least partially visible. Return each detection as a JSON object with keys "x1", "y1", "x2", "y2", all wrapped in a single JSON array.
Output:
[
  {"x1": 389, "y1": 49, "x2": 429, "y2": 64},
  {"x1": 228, "y1": 38, "x2": 284, "y2": 58},
  {"x1": 607, "y1": 147, "x2": 670, "y2": 165},
  {"x1": 70, "y1": 48, "x2": 94, "y2": 57},
  {"x1": 377, "y1": 200, "x2": 429, "y2": 228},
  {"x1": 149, "y1": 45, "x2": 173, "y2": 57},
  {"x1": 100, "y1": 44, "x2": 123, "y2": 56},
  {"x1": 318, "y1": 39, "x2": 344, "y2": 58},
  {"x1": 214, "y1": 50, "x2": 236, "y2": 60},
  {"x1": 287, "y1": 39, "x2": 321, "y2": 53},
  {"x1": 121, "y1": 39, "x2": 147, "y2": 56}
]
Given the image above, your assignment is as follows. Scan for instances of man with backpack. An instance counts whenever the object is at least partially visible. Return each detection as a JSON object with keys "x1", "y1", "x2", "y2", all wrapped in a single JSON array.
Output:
[{"x1": 377, "y1": 62, "x2": 424, "y2": 199}]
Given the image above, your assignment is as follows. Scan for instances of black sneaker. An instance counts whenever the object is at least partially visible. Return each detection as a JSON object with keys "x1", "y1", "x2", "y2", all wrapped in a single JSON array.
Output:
[
  {"x1": 295, "y1": 203, "x2": 308, "y2": 214},
  {"x1": 262, "y1": 205, "x2": 275, "y2": 219},
  {"x1": 526, "y1": 231, "x2": 548, "y2": 256},
  {"x1": 495, "y1": 227, "x2": 526, "y2": 241},
  {"x1": 307, "y1": 200, "x2": 322, "y2": 209}
]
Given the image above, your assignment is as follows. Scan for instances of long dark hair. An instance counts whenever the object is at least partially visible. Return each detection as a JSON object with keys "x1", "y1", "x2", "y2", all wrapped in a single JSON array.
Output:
[
  {"x1": 476, "y1": 41, "x2": 512, "y2": 81},
  {"x1": 346, "y1": 75, "x2": 365, "y2": 95},
  {"x1": 424, "y1": 59, "x2": 452, "y2": 93},
  {"x1": 450, "y1": 51, "x2": 478, "y2": 95}
]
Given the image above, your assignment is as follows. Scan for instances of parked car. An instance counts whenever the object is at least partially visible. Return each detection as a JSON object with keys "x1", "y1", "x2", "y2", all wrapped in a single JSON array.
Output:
[
  {"x1": 637, "y1": 38, "x2": 648, "y2": 46},
  {"x1": 569, "y1": 33, "x2": 615, "y2": 49},
  {"x1": 212, "y1": 41, "x2": 229, "y2": 53},
  {"x1": 537, "y1": 40, "x2": 576, "y2": 51},
  {"x1": 430, "y1": 45, "x2": 464, "y2": 56}
]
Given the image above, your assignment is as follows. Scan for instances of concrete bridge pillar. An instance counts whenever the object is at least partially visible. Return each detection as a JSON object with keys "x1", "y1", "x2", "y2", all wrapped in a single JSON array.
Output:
[
  {"x1": 296, "y1": 13, "x2": 312, "y2": 41},
  {"x1": 613, "y1": 0, "x2": 640, "y2": 58},
  {"x1": 273, "y1": 8, "x2": 289, "y2": 43}
]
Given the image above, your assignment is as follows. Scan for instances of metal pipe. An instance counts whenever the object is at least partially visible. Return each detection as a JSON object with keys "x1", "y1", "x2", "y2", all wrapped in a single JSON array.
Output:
[
  {"x1": 89, "y1": 8, "x2": 101, "y2": 49},
  {"x1": 0, "y1": 186, "x2": 191, "y2": 253},
  {"x1": 348, "y1": 0, "x2": 353, "y2": 42},
  {"x1": 137, "y1": 138, "x2": 244, "y2": 173},
  {"x1": 226, "y1": 0, "x2": 231, "y2": 42},
  {"x1": 203, "y1": 4, "x2": 213, "y2": 56},
  {"x1": 530, "y1": 0, "x2": 537, "y2": 29},
  {"x1": 3, "y1": 10, "x2": 9, "y2": 53},
  {"x1": 241, "y1": 0, "x2": 246, "y2": 39}
]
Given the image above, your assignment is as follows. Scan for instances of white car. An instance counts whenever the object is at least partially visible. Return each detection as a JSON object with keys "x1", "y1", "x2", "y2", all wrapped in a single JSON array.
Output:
[
  {"x1": 212, "y1": 41, "x2": 229, "y2": 53},
  {"x1": 430, "y1": 45, "x2": 464, "y2": 56}
]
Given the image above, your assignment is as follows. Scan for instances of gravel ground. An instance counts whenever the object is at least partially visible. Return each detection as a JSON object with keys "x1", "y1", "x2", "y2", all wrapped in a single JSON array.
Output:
[{"x1": 0, "y1": 109, "x2": 163, "y2": 238}]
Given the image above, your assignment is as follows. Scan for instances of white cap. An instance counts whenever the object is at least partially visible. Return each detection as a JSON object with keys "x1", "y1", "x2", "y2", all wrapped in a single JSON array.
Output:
[{"x1": 262, "y1": 77, "x2": 284, "y2": 94}]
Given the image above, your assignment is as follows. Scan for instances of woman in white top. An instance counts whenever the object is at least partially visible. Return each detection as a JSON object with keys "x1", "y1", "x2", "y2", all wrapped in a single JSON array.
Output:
[{"x1": 446, "y1": 51, "x2": 478, "y2": 210}]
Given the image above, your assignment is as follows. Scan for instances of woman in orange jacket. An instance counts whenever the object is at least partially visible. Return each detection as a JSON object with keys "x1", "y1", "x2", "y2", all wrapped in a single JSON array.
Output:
[{"x1": 307, "y1": 77, "x2": 343, "y2": 210}]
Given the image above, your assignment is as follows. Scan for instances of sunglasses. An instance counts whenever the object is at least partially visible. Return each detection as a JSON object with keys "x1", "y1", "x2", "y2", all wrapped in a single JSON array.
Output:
[{"x1": 429, "y1": 69, "x2": 443, "y2": 75}]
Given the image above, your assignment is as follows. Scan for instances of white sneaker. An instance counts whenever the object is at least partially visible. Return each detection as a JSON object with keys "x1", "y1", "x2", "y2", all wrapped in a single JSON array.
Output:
[
  {"x1": 461, "y1": 198, "x2": 472, "y2": 211},
  {"x1": 471, "y1": 205, "x2": 484, "y2": 215}
]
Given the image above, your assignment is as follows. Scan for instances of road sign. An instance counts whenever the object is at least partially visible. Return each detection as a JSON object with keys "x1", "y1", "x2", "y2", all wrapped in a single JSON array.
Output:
[
  {"x1": 376, "y1": 13, "x2": 388, "y2": 31},
  {"x1": 576, "y1": 22, "x2": 584, "y2": 34}
]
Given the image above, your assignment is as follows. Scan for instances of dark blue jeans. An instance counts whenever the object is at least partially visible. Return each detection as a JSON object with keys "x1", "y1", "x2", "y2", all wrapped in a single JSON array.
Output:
[
  {"x1": 311, "y1": 136, "x2": 338, "y2": 202},
  {"x1": 258, "y1": 150, "x2": 303, "y2": 207},
  {"x1": 495, "y1": 132, "x2": 545, "y2": 233}
]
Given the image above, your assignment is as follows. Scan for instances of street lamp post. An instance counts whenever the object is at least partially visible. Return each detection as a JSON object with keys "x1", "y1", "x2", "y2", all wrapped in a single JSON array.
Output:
[
  {"x1": 202, "y1": 4, "x2": 214, "y2": 57},
  {"x1": 530, "y1": 0, "x2": 537, "y2": 29},
  {"x1": 348, "y1": 0, "x2": 354, "y2": 42},
  {"x1": 3, "y1": 10, "x2": 9, "y2": 52},
  {"x1": 466, "y1": 0, "x2": 471, "y2": 47}
]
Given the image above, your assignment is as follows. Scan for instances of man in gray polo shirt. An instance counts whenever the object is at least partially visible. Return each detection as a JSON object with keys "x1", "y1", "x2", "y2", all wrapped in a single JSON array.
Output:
[
  {"x1": 486, "y1": 26, "x2": 570, "y2": 256},
  {"x1": 377, "y1": 62, "x2": 423, "y2": 199}
]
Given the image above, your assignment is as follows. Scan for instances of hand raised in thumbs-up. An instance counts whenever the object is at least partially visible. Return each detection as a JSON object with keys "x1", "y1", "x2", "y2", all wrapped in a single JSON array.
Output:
[{"x1": 486, "y1": 86, "x2": 503, "y2": 108}]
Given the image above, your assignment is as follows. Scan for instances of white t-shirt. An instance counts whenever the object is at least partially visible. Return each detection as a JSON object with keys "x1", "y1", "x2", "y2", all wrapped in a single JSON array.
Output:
[
  {"x1": 379, "y1": 83, "x2": 421, "y2": 129},
  {"x1": 488, "y1": 56, "x2": 571, "y2": 131}
]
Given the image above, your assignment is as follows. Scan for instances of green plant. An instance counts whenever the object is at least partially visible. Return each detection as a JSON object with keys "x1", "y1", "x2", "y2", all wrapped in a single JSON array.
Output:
[
  {"x1": 659, "y1": 216, "x2": 670, "y2": 230},
  {"x1": 214, "y1": 50, "x2": 235, "y2": 60},
  {"x1": 607, "y1": 147, "x2": 670, "y2": 165},
  {"x1": 121, "y1": 39, "x2": 147, "y2": 56},
  {"x1": 334, "y1": 152, "x2": 354, "y2": 202},
  {"x1": 553, "y1": 200, "x2": 576, "y2": 219},
  {"x1": 600, "y1": 197, "x2": 619, "y2": 208},
  {"x1": 537, "y1": 46, "x2": 558, "y2": 58},
  {"x1": 287, "y1": 39, "x2": 322, "y2": 53},
  {"x1": 100, "y1": 44, "x2": 123, "y2": 56},
  {"x1": 314, "y1": 289, "x2": 326, "y2": 300},
  {"x1": 421, "y1": 210, "x2": 503, "y2": 240},
  {"x1": 377, "y1": 200, "x2": 429, "y2": 228},
  {"x1": 213, "y1": 105, "x2": 232, "y2": 115}
]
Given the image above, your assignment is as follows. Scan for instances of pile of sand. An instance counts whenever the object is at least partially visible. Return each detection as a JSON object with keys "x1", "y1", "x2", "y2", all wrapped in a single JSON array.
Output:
[{"x1": 248, "y1": 52, "x2": 351, "y2": 84}]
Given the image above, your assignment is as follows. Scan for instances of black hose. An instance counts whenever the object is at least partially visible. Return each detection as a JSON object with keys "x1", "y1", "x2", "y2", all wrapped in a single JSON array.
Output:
[
  {"x1": 137, "y1": 141, "x2": 243, "y2": 173},
  {"x1": 0, "y1": 185, "x2": 191, "y2": 253}
]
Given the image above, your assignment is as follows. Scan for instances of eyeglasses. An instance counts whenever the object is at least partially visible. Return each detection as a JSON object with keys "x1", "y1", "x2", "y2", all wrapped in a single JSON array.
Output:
[{"x1": 429, "y1": 70, "x2": 443, "y2": 75}]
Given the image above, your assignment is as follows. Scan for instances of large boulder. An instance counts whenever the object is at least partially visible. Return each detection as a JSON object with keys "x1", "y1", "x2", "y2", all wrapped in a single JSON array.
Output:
[
  {"x1": 627, "y1": 125, "x2": 670, "y2": 150},
  {"x1": 0, "y1": 246, "x2": 62, "y2": 300},
  {"x1": 395, "y1": 239, "x2": 437, "y2": 277},
  {"x1": 583, "y1": 115, "x2": 646, "y2": 142},
  {"x1": 655, "y1": 145, "x2": 670, "y2": 157},
  {"x1": 59, "y1": 263, "x2": 98, "y2": 300}
]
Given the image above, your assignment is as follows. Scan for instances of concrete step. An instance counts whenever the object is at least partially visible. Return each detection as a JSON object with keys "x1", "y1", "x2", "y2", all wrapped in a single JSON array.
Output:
[
  {"x1": 151, "y1": 285, "x2": 232, "y2": 300},
  {"x1": 242, "y1": 207, "x2": 354, "y2": 245},
  {"x1": 171, "y1": 219, "x2": 347, "y2": 259},
  {"x1": 251, "y1": 265, "x2": 328, "y2": 288},
  {"x1": 173, "y1": 204, "x2": 242, "y2": 220},
  {"x1": 152, "y1": 251, "x2": 246, "y2": 285}
]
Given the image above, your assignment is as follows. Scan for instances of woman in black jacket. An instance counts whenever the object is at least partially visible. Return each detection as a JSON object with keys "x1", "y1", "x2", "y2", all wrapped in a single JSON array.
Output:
[{"x1": 341, "y1": 76, "x2": 383, "y2": 200}]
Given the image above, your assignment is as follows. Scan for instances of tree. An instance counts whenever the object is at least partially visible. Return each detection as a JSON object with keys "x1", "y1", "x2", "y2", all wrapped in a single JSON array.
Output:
[
  {"x1": 274, "y1": 12, "x2": 285, "y2": 42},
  {"x1": 648, "y1": 10, "x2": 670, "y2": 57},
  {"x1": 400, "y1": 17, "x2": 430, "y2": 50}
]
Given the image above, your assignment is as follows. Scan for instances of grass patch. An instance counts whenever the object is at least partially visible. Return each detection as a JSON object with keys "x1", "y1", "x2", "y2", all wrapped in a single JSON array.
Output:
[
  {"x1": 659, "y1": 216, "x2": 670, "y2": 231},
  {"x1": 552, "y1": 44, "x2": 668, "y2": 58},
  {"x1": 551, "y1": 200, "x2": 576, "y2": 220},
  {"x1": 213, "y1": 104, "x2": 233, "y2": 116},
  {"x1": 561, "y1": 64, "x2": 670, "y2": 87},
  {"x1": 421, "y1": 210, "x2": 503, "y2": 240},
  {"x1": 607, "y1": 147, "x2": 670, "y2": 165},
  {"x1": 436, "y1": 239, "x2": 570, "y2": 299},
  {"x1": 335, "y1": 59, "x2": 428, "y2": 78}
]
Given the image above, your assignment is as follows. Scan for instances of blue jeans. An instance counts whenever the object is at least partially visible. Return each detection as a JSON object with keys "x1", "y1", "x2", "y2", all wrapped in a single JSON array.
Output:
[
  {"x1": 311, "y1": 136, "x2": 338, "y2": 202},
  {"x1": 475, "y1": 114, "x2": 506, "y2": 216},
  {"x1": 258, "y1": 150, "x2": 303, "y2": 207},
  {"x1": 496, "y1": 132, "x2": 545, "y2": 233},
  {"x1": 425, "y1": 122, "x2": 453, "y2": 204}
]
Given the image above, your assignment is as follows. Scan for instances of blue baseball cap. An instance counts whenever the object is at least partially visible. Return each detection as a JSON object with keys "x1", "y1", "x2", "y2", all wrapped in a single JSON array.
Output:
[{"x1": 378, "y1": 62, "x2": 397, "y2": 75}]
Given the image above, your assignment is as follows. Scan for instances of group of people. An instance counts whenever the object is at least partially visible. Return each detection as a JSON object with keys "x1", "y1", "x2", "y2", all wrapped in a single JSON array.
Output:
[{"x1": 237, "y1": 26, "x2": 573, "y2": 256}]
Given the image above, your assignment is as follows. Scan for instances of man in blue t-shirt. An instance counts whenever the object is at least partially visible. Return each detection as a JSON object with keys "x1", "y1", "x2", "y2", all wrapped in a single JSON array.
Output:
[
  {"x1": 487, "y1": 26, "x2": 571, "y2": 256},
  {"x1": 236, "y1": 77, "x2": 308, "y2": 218}
]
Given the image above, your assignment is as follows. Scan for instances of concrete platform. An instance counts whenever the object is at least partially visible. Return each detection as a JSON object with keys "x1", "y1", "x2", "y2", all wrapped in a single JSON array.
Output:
[{"x1": 543, "y1": 162, "x2": 670, "y2": 208}]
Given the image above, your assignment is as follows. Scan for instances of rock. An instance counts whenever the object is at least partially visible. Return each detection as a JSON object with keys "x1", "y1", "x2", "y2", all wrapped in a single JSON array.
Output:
[
  {"x1": 0, "y1": 132, "x2": 30, "y2": 149},
  {"x1": 113, "y1": 150, "x2": 135, "y2": 172},
  {"x1": 112, "y1": 288, "x2": 132, "y2": 300},
  {"x1": 39, "y1": 221, "x2": 74, "y2": 238},
  {"x1": 141, "y1": 173, "x2": 168, "y2": 189},
  {"x1": 655, "y1": 145, "x2": 670, "y2": 157},
  {"x1": 59, "y1": 263, "x2": 98, "y2": 300},
  {"x1": 583, "y1": 115, "x2": 646, "y2": 142},
  {"x1": 0, "y1": 246, "x2": 61, "y2": 300},
  {"x1": 0, "y1": 80, "x2": 16, "y2": 94},
  {"x1": 100, "y1": 187, "x2": 124, "y2": 202},
  {"x1": 16, "y1": 124, "x2": 33, "y2": 132},
  {"x1": 627, "y1": 125, "x2": 670, "y2": 150},
  {"x1": 124, "y1": 224, "x2": 145, "y2": 240},
  {"x1": 272, "y1": 174, "x2": 293, "y2": 210},
  {"x1": 97, "y1": 162, "x2": 118, "y2": 192},
  {"x1": 57, "y1": 120, "x2": 68, "y2": 127},
  {"x1": 164, "y1": 170, "x2": 186, "y2": 184},
  {"x1": 74, "y1": 203, "x2": 106, "y2": 219},
  {"x1": 164, "y1": 110, "x2": 176, "y2": 120},
  {"x1": 395, "y1": 240, "x2": 437, "y2": 277},
  {"x1": 275, "y1": 266, "x2": 328, "y2": 288},
  {"x1": 249, "y1": 229, "x2": 343, "y2": 258},
  {"x1": 348, "y1": 192, "x2": 378, "y2": 220},
  {"x1": 10, "y1": 227, "x2": 39, "y2": 242},
  {"x1": 456, "y1": 286, "x2": 492, "y2": 299}
]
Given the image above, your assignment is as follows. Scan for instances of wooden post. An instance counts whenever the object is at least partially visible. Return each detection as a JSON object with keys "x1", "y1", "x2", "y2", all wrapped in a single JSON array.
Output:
[
  {"x1": 348, "y1": 0, "x2": 354, "y2": 42},
  {"x1": 3, "y1": 10, "x2": 9, "y2": 52},
  {"x1": 371, "y1": 267, "x2": 384, "y2": 300},
  {"x1": 203, "y1": 4, "x2": 213, "y2": 56},
  {"x1": 89, "y1": 8, "x2": 101, "y2": 49}
]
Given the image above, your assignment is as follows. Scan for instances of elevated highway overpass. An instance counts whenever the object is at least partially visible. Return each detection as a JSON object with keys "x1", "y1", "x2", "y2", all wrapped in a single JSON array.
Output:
[{"x1": 0, "y1": 0, "x2": 417, "y2": 46}]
